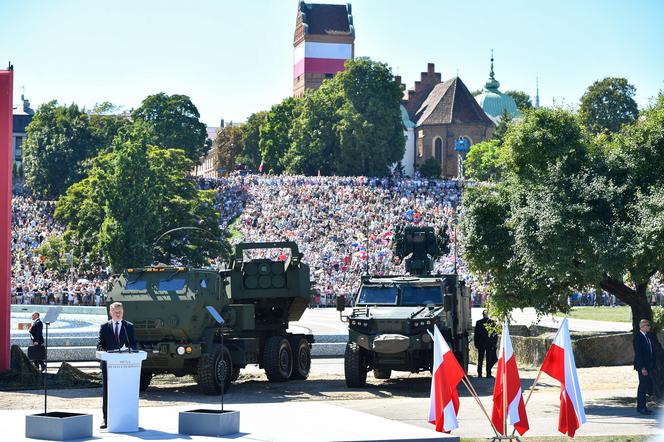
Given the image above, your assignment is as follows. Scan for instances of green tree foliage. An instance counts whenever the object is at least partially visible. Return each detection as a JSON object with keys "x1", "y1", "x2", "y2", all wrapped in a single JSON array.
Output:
[
  {"x1": 215, "y1": 125, "x2": 245, "y2": 174},
  {"x1": 88, "y1": 102, "x2": 130, "y2": 153},
  {"x1": 56, "y1": 125, "x2": 226, "y2": 272},
  {"x1": 465, "y1": 140, "x2": 506, "y2": 182},
  {"x1": 287, "y1": 57, "x2": 404, "y2": 176},
  {"x1": 131, "y1": 93, "x2": 210, "y2": 161},
  {"x1": 504, "y1": 90, "x2": 533, "y2": 112},
  {"x1": 471, "y1": 89, "x2": 483, "y2": 97},
  {"x1": 259, "y1": 97, "x2": 301, "y2": 174},
  {"x1": 579, "y1": 77, "x2": 639, "y2": 135},
  {"x1": 240, "y1": 111, "x2": 266, "y2": 170},
  {"x1": 418, "y1": 157, "x2": 441, "y2": 179},
  {"x1": 35, "y1": 235, "x2": 72, "y2": 272},
  {"x1": 462, "y1": 99, "x2": 664, "y2": 341},
  {"x1": 23, "y1": 101, "x2": 94, "y2": 198}
]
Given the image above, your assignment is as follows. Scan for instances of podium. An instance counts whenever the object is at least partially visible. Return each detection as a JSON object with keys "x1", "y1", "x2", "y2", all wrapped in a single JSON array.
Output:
[{"x1": 96, "y1": 350, "x2": 147, "y2": 432}]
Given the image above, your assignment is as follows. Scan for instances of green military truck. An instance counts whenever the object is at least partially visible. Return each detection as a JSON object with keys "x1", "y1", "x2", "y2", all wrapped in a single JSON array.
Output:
[
  {"x1": 339, "y1": 226, "x2": 472, "y2": 387},
  {"x1": 106, "y1": 241, "x2": 313, "y2": 394}
]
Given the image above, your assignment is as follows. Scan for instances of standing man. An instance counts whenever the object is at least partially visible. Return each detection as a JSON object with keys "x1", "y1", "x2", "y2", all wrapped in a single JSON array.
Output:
[
  {"x1": 97, "y1": 302, "x2": 136, "y2": 429},
  {"x1": 28, "y1": 311, "x2": 46, "y2": 371},
  {"x1": 474, "y1": 309, "x2": 498, "y2": 378},
  {"x1": 633, "y1": 319, "x2": 656, "y2": 415}
]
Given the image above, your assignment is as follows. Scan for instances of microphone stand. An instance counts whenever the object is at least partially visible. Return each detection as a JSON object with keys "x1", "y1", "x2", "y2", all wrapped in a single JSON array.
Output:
[{"x1": 44, "y1": 321, "x2": 49, "y2": 414}]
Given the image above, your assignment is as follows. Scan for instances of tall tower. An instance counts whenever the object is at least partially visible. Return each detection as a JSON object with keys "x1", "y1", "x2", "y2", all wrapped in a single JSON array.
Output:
[
  {"x1": 293, "y1": 1, "x2": 355, "y2": 97},
  {"x1": 535, "y1": 76, "x2": 540, "y2": 108}
]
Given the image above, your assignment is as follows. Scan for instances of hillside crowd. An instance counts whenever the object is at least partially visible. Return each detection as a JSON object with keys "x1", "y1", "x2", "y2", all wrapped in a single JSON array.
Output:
[{"x1": 9, "y1": 173, "x2": 664, "y2": 308}]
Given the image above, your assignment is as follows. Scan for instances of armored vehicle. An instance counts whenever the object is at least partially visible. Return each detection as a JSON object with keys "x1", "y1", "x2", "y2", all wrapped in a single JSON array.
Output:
[
  {"x1": 106, "y1": 241, "x2": 313, "y2": 394},
  {"x1": 339, "y1": 226, "x2": 472, "y2": 387}
]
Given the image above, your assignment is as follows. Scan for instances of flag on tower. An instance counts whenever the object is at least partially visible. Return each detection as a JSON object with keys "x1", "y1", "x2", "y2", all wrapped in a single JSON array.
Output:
[
  {"x1": 428, "y1": 325, "x2": 465, "y2": 432},
  {"x1": 540, "y1": 317, "x2": 586, "y2": 437},
  {"x1": 491, "y1": 321, "x2": 529, "y2": 435}
]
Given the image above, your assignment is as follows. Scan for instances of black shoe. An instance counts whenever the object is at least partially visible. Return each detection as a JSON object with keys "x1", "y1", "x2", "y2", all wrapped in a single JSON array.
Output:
[
  {"x1": 637, "y1": 408, "x2": 652, "y2": 415},
  {"x1": 486, "y1": 374, "x2": 494, "y2": 379},
  {"x1": 477, "y1": 373, "x2": 482, "y2": 378},
  {"x1": 100, "y1": 422, "x2": 107, "y2": 429}
]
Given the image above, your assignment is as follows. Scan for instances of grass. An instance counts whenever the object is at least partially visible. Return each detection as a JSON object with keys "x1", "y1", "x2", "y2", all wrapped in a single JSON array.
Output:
[
  {"x1": 227, "y1": 217, "x2": 243, "y2": 242},
  {"x1": 556, "y1": 306, "x2": 632, "y2": 323},
  {"x1": 461, "y1": 437, "x2": 648, "y2": 442}
]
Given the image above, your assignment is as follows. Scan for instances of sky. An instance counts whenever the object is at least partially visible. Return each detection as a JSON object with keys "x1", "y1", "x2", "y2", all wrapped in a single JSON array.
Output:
[{"x1": 1, "y1": 0, "x2": 663, "y2": 127}]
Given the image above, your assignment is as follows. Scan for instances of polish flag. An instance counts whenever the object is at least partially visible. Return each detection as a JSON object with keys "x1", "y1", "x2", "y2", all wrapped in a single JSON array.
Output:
[
  {"x1": 428, "y1": 325, "x2": 465, "y2": 432},
  {"x1": 540, "y1": 317, "x2": 586, "y2": 437},
  {"x1": 491, "y1": 321, "x2": 529, "y2": 435}
]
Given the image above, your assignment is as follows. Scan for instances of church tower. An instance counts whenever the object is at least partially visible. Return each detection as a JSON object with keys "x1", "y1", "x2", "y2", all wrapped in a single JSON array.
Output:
[{"x1": 293, "y1": 1, "x2": 355, "y2": 97}]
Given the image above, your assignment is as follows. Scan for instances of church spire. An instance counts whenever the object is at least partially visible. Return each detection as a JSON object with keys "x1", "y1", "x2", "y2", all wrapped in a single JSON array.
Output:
[
  {"x1": 484, "y1": 49, "x2": 500, "y2": 91},
  {"x1": 535, "y1": 76, "x2": 540, "y2": 108}
]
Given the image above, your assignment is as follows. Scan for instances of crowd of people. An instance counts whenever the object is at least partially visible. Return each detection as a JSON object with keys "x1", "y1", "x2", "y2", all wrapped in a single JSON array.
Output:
[
  {"x1": 8, "y1": 172, "x2": 664, "y2": 309},
  {"x1": 10, "y1": 195, "x2": 110, "y2": 306}
]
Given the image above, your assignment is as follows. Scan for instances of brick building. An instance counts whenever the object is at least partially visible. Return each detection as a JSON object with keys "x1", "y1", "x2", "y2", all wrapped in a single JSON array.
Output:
[
  {"x1": 293, "y1": 1, "x2": 354, "y2": 97},
  {"x1": 399, "y1": 64, "x2": 494, "y2": 178}
]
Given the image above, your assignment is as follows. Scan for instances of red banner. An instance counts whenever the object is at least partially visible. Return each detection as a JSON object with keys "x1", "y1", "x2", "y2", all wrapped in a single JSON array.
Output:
[{"x1": 0, "y1": 68, "x2": 13, "y2": 371}]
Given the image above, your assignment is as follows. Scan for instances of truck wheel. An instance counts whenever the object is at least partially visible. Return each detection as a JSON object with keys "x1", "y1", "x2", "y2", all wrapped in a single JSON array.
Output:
[
  {"x1": 344, "y1": 342, "x2": 368, "y2": 388},
  {"x1": 290, "y1": 338, "x2": 311, "y2": 380},
  {"x1": 231, "y1": 366, "x2": 241, "y2": 382},
  {"x1": 264, "y1": 336, "x2": 293, "y2": 382},
  {"x1": 373, "y1": 368, "x2": 391, "y2": 380},
  {"x1": 197, "y1": 345, "x2": 232, "y2": 395},
  {"x1": 139, "y1": 370, "x2": 152, "y2": 391}
]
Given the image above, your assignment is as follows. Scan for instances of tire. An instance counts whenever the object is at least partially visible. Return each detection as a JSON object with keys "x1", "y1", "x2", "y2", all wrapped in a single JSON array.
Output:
[
  {"x1": 290, "y1": 337, "x2": 311, "y2": 380},
  {"x1": 139, "y1": 370, "x2": 152, "y2": 392},
  {"x1": 231, "y1": 366, "x2": 241, "y2": 382},
  {"x1": 344, "y1": 342, "x2": 368, "y2": 388},
  {"x1": 196, "y1": 345, "x2": 232, "y2": 395},
  {"x1": 263, "y1": 336, "x2": 293, "y2": 382},
  {"x1": 373, "y1": 368, "x2": 391, "y2": 380}
]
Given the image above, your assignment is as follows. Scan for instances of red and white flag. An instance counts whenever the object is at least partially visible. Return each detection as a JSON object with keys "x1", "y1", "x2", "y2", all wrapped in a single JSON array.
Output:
[
  {"x1": 428, "y1": 325, "x2": 465, "y2": 432},
  {"x1": 540, "y1": 317, "x2": 586, "y2": 437},
  {"x1": 491, "y1": 321, "x2": 529, "y2": 435}
]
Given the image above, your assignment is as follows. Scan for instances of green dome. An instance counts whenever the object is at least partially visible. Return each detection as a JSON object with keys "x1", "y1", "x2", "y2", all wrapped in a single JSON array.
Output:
[{"x1": 475, "y1": 53, "x2": 520, "y2": 123}]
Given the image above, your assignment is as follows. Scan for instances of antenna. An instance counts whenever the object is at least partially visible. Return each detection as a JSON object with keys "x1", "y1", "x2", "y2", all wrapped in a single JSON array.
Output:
[{"x1": 535, "y1": 76, "x2": 540, "y2": 108}]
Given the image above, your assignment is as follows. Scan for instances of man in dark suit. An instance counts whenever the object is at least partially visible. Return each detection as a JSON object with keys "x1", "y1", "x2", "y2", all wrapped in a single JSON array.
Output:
[
  {"x1": 29, "y1": 312, "x2": 46, "y2": 371},
  {"x1": 97, "y1": 302, "x2": 136, "y2": 429},
  {"x1": 633, "y1": 319, "x2": 656, "y2": 415},
  {"x1": 474, "y1": 310, "x2": 498, "y2": 378}
]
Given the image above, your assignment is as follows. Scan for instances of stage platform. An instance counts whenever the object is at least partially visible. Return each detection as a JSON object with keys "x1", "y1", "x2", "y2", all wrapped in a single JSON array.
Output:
[{"x1": 4, "y1": 401, "x2": 456, "y2": 442}]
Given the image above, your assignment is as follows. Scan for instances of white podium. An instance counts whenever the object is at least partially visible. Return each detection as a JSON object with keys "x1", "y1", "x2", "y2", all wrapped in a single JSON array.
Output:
[{"x1": 96, "y1": 350, "x2": 147, "y2": 433}]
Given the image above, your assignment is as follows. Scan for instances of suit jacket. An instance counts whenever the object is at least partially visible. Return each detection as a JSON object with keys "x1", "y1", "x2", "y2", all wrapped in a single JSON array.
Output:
[
  {"x1": 474, "y1": 317, "x2": 497, "y2": 349},
  {"x1": 633, "y1": 331, "x2": 656, "y2": 371},
  {"x1": 30, "y1": 319, "x2": 44, "y2": 345},
  {"x1": 97, "y1": 320, "x2": 137, "y2": 352}
]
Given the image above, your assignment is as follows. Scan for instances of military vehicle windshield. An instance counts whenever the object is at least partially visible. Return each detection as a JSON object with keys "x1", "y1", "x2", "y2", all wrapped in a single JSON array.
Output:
[
  {"x1": 158, "y1": 278, "x2": 186, "y2": 291},
  {"x1": 125, "y1": 278, "x2": 147, "y2": 291},
  {"x1": 357, "y1": 286, "x2": 398, "y2": 305},
  {"x1": 401, "y1": 286, "x2": 442, "y2": 305}
]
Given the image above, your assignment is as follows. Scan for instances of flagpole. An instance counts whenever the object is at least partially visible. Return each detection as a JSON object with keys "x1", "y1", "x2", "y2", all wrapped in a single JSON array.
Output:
[
  {"x1": 460, "y1": 374, "x2": 500, "y2": 437},
  {"x1": 509, "y1": 366, "x2": 544, "y2": 438},
  {"x1": 502, "y1": 322, "x2": 507, "y2": 437}
]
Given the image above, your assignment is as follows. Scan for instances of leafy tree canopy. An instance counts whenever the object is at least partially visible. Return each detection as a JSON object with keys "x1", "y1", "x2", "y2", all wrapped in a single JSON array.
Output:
[
  {"x1": 464, "y1": 140, "x2": 506, "y2": 182},
  {"x1": 418, "y1": 157, "x2": 441, "y2": 179},
  {"x1": 505, "y1": 90, "x2": 533, "y2": 112},
  {"x1": 240, "y1": 111, "x2": 267, "y2": 170},
  {"x1": 579, "y1": 77, "x2": 639, "y2": 135},
  {"x1": 56, "y1": 124, "x2": 227, "y2": 272},
  {"x1": 23, "y1": 101, "x2": 95, "y2": 198},
  {"x1": 215, "y1": 125, "x2": 245, "y2": 175},
  {"x1": 131, "y1": 93, "x2": 210, "y2": 161},
  {"x1": 259, "y1": 97, "x2": 301, "y2": 174}
]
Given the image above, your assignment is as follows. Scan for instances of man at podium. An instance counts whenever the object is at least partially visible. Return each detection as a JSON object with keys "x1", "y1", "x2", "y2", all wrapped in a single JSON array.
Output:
[{"x1": 97, "y1": 302, "x2": 137, "y2": 429}]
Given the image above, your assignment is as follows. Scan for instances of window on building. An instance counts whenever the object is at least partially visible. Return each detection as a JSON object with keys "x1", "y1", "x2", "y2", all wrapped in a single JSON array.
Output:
[
  {"x1": 434, "y1": 138, "x2": 443, "y2": 162},
  {"x1": 14, "y1": 136, "x2": 23, "y2": 161}
]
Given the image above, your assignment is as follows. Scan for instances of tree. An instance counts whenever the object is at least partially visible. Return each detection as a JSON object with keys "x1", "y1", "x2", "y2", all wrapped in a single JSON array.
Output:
[
  {"x1": 579, "y1": 77, "x2": 638, "y2": 135},
  {"x1": 259, "y1": 97, "x2": 301, "y2": 174},
  {"x1": 131, "y1": 93, "x2": 210, "y2": 161},
  {"x1": 215, "y1": 125, "x2": 245, "y2": 174},
  {"x1": 462, "y1": 99, "x2": 664, "y2": 393},
  {"x1": 240, "y1": 111, "x2": 266, "y2": 170},
  {"x1": 505, "y1": 90, "x2": 532, "y2": 112},
  {"x1": 418, "y1": 157, "x2": 441, "y2": 178},
  {"x1": 471, "y1": 89, "x2": 483, "y2": 97},
  {"x1": 464, "y1": 140, "x2": 506, "y2": 182},
  {"x1": 88, "y1": 102, "x2": 130, "y2": 154},
  {"x1": 56, "y1": 124, "x2": 227, "y2": 272},
  {"x1": 23, "y1": 101, "x2": 94, "y2": 198}
]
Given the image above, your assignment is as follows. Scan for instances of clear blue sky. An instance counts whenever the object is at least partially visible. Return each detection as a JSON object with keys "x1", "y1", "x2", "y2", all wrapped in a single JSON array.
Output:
[{"x1": 1, "y1": 0, "x2": 662, "y2": 127}]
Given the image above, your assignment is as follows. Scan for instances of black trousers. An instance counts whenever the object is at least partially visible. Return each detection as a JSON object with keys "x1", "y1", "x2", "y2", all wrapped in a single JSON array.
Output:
[
  {"x1": 477, "y1": 345, "x2": 496, "y2": 376},
  {"x1": 101, "y1": 362, "x2": 108, "y2": 423},
  {"x1": 637, "y1": 370, "x2": 652, "y2": 410}
]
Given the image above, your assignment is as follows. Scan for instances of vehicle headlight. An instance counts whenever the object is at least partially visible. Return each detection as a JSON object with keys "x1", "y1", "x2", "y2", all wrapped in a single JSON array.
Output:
[{"x1": 176, "y1": 346, "x2": 185, "y2": 355}]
